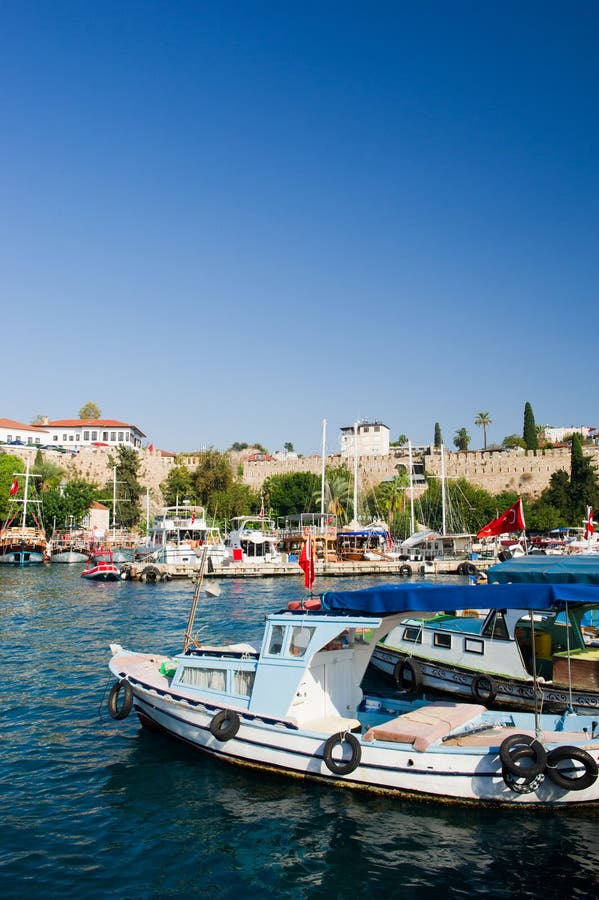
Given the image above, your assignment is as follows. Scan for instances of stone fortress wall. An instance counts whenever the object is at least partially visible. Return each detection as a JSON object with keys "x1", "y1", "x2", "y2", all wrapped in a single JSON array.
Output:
[{"x1": 12, "y1": 443, "x2": 596, "y2": 514}]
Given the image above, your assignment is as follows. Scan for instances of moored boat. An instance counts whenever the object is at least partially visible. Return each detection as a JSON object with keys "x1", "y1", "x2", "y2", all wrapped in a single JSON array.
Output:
[
  {"x1": 0, "y1": 460, "x2": 47, "y2": 564},
  {"x1": 107, "y1": 581, "x2": 599, "y2": 807},
  {"x1": 82, "y1": 549, "x2": 120, "y2": 581}
]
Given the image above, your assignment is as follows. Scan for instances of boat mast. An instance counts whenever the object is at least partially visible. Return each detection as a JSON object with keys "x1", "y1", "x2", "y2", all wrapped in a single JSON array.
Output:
[
  {"x1": 408, "y1": 440, "x2": 415, "y2": 536},
  {"x1": 112, "y1": 466, "x2": 117, "y2": 540},
  {"x1": 353, "y1": 422, "x2": 359, "y2": 527},
  {"x1": 440, "y1": 444, "x2": 447, "y2": 536},
  {"x1": 22, "y1": 458, "x2": 31, "y2": 528},
  {"x1": 320, "y1": 418, "x2": 327, "y2": 528}
]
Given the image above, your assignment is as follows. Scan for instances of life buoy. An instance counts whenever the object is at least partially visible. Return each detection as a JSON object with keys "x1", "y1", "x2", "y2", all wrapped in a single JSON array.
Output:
[
  {"x1": 399, "y1": 564, "x2": 412, "y2": 577},
  {"x1": 209, "y1": 709, "x2": 240, "y2": 742},
  {"x1": 141, "y1": 565, "x2": 161, "y2": 583},
  {"x1": 108, "y1": 679, "x2": 134, "y2": 720},
  {"x1": 471, "y1": 673, "x2": 497, "y2": 704},
  {"x1": 546, "y1": 746, "x2": 598, "y2": 791},
  {"x1": 322, "y1": 732, "x2": 361, "y2": 776},
  {"x1": 499, "y1": 734, "x2": 546, "y2": 780},
  {"x1": 394, "y1": 658, "x2": 422, "y2": 691}
]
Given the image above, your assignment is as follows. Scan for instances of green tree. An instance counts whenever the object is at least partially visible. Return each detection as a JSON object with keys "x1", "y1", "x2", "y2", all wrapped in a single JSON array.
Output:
[
  {"x1": 502, "y1": 434, "x2": 526, "y2": 450},
  {"x1": 160, "y1": 464, "x2": 194, "y2": 506},
  {"x1": 105, "y1": 446, "x2": 142, "y2": 527},
  {"x1": 474, "y1": 412, "x2": 492, "y2": 451},
  {"x1": 32, "y1": 450, "x2": 64, "y2": 492},
  {"x1": 371, "y1": 474, "x2": 409, "y2": 533},
  {"x1": 283, "y1": 442, "x2": 294, "y2": 453},
  {"x1": 570, "y1": 433, "x2": 599, "y2": 520},
  {"x1": 42, "y1": 479, "x2": 100, "y2": 530},
  {"x1": 191, "y1": 449, "x2": 234, "y2": 507},
  {"x1": 453, "y1": 427, "x2": 471, "y2": 452},
  {"x1": 79, "y1": 401, "x2": 101, "y2": 419},
  {"x1": 523, "y1": 402, "x2": 538, "y2": 450},
  {"x1": 317, "y1": 468, "x2": 353, "y2": 524},
  {"x1": 434, "y1": 422, "x2": 442, "y2": 448},
  {"x1": 31, "y1": 414, "x2": 48, "y2": 425},
  {"x1": 0, "y1": 454, "x2": 24, "y2": 521},
  {"x1": 210, "y1": 482, "x2": 261, "y2": 526},
  {"x1": 262, "y1": 472, "x2": 320, "y2": 518}
]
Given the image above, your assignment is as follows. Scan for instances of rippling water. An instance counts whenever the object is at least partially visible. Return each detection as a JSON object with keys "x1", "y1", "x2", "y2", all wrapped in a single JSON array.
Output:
[{"x1": 1, "y1": 567, "x2": 599, "y2": 899}]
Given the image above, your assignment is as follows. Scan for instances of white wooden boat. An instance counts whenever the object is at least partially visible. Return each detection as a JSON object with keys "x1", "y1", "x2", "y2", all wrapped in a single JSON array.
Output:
[
  {"x1": 107, "y1": 582, "x2": 599, "y2": 807},
  {"x1": 0, "y1": 460, "x2": 47, "y2": 565},
  {"x1": 138, "y1": 505, "x2": 226, "y2": 569}
]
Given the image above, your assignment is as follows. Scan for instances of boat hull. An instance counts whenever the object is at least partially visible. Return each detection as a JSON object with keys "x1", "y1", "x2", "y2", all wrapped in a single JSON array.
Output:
[
  {"x1": 0, "y1": 549, "x2": 46, "y2": 565},
  {"x1": 108, "y1": 654, "x2": 599, "y2": 808}
]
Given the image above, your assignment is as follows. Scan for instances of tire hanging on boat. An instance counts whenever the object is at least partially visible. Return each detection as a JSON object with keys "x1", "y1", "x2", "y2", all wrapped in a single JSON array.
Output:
[
  {"x1": 394, "y1": 658, "x2": 423, "y2": 692},
  {"x1": 470, "y1": 673, "x2": 498, "y2": 705},
  {"x1": 499, "y1": 734, "x2": 547, "y2": 780},
  {"x1": 463, "y1": 563, "x2": 478, "y2": 576},
  {"x1": 108, "y1": 679, "x2": 134, "y2": 720},
  {"x1": 209, "y1": 709, "x2": 240, "y2": 742},
  {"x1": 399, "y1": 564, "x2": 412, "y2": 577},
  {"x1": 502, "y1": 768, "x2": 546, "y2": 794},
  {"x1": 545, "y1": 746, "x2": 598, "y2": 791},
  {"x1": 141, "y1": 565, "x2": 161, "y2": 583},
  {"x1": 322, "y1": 732, "x2": 361, "y2": 776}
]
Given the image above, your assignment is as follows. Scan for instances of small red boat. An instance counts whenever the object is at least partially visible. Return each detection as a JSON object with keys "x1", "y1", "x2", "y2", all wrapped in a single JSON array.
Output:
[{"x1": 81, "y1": 549, "x2": 120, "y2": 581}]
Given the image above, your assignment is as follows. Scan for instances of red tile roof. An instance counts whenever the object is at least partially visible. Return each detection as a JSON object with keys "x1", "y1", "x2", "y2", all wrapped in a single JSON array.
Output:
[
  {"x1": 0, "y1": 417, "x2": 49, "y2": 432},
  {"x1": 47, "y1": 419, "x2": 146, "y2": 436}
]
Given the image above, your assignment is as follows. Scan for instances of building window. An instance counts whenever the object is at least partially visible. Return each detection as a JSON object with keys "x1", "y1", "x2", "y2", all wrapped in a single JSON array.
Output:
[
  {"x1": 69, "y1": 435, "x2": 74, "y2": 441},
  {"x1": 102, "y1": 432, "x2": 109, "y2": 441},
  {"x1": 110, "y1": 432, "x2": 116, "y2": 441},
  {"x1": 83, "y1": 431, "x2": 89, "y2": 441},
  {"x1": 53, "y1": 435, "x2": 58, "y2": 442},
  {"x1": 27, "y1": 437, "x2": 32, "y2": 444},
  {"x1": 7, "y1": 435, "x2": 12, "y2": 442},
  {"x1": 118, "y1": 431, "x2": 124, "y2": 442},
  {"x1": 63, "y1": 434, "x2": 68, "y2": 441},
  {"x1": 92, "y1": 431, "x2": 97, "y2": 440}
]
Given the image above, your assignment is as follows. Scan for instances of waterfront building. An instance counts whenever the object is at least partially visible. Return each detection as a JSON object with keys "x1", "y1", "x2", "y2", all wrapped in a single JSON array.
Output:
[{"x1": 339, "y1": 421, "x2": 390, "y2": 458}]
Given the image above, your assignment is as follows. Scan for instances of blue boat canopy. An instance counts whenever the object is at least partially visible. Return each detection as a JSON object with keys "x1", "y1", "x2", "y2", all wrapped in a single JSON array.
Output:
[
  {"x1": 487, "y1": 555, "x2": 599, "y2": 585},
  {"x1": 320, "y1": 581, "x2": 599, "y2": 615}
]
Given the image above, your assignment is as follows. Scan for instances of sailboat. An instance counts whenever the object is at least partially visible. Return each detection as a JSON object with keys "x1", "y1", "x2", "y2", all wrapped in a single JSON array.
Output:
[{"x1": 0, "y1": 459, "x2": 48, "y2": 564}]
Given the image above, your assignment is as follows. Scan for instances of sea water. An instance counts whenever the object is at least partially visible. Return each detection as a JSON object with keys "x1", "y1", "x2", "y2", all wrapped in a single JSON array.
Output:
[{"x1": 1, "y1": 567, "x2": 598, "y2": 899}]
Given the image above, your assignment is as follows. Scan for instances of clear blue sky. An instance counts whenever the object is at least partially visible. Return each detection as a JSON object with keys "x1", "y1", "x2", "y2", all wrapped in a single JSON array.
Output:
[{"x1": 2, "y1": 2, "x2": 597, "y2": 454}]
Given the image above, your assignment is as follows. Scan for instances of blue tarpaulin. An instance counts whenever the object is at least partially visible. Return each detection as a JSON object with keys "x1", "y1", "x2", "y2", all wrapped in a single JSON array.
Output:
[
  {"x1": 320, "y1": 581, "x2": 599, "y2": 615},
  {"x1": 487, "y1": 555, "x2": 599, "y2": 585}
]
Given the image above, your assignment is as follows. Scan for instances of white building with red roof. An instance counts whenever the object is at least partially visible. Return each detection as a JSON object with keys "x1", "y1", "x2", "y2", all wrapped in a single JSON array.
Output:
[
  {"x1": 44, "y1": 418, "x2": 146, "y2": 451},
  {"x1": 0, "y1": 418, "x2": 50, "y2": 446}
]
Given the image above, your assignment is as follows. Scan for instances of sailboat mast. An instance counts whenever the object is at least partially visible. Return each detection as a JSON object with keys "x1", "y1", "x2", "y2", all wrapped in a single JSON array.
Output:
[
  {"x1": 22, "y1": 458, "x2": 31, "y2": 528},
  {"x1": 408, "y1": 440, "x2": 415, "y2": 536},
  {"x1": 112, "y1": 466, "x2": 117, "y2": 540},
  {"x1": 441, "y1": 444, "x2": 447, "y2": 536},
  {"x1": 320, "y1": 418, "x2": 327, "y2": 526},
  {"x1": 353, "y1": 422, "x2": 359, "y2": 527}
]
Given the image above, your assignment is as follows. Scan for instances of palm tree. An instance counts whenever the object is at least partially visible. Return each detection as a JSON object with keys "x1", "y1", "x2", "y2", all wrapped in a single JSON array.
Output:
[
  {"x1": 474, "y1": 412, "x2": 492, "y2": 451},
  {"x1": 453, "y1": 427, "x2": 471, "y2": 453}
]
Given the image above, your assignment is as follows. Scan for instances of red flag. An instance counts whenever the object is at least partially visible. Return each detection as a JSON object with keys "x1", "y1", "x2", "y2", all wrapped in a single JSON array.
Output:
[
  {"x1": 148, "y1": 443, "x2": 154, "y2": 453},
  {"x1": 477, "y1": 499, "x2": 525, "y2": 538},
  {"x1": 9, "y1": 478, "x2": 19, "y2": 496},
  {"x1": 191, "y1": 507, "x2": 196, "y2": 524},
  {"x1": 299, "y1": 535, "x2": 315, "y2": 590},
  {"x1": 258, "y1": 498, "x2": 265, "y2": 519},
  {"x1": 585, "y1": 507, "x2": 594, "y2": 540}
]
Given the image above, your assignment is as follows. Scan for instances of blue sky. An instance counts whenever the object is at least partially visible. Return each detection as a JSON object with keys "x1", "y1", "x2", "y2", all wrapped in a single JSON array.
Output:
[{"x1": 2, "y1": 2, "x2": 597, "y2": 454}]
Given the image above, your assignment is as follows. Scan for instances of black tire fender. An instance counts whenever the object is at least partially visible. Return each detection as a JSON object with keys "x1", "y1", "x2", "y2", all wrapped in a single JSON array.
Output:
[
  {"x1": 399, "y1": 564, "x2": 412, "y2": 577},
  {"x1": 108, "y1": 679, "x2": 134, "y2": 720},
  {"x1": 471, "y1": 673, "x2": 498, "y2": 705},
  {"x1": 209, "y1": 709, "x2": 240, "y2": 742},
  {"x1": 457, "y1": 563, "x2": 466, "y2": 575},
  {"x1": 499, "y1": 734, "x2": 546, "y2": 779},
  {"x1": 464, "y1": 563, "x2": 478, "y2": 576},
  {"x1": 546, "y1": 746, "x2": 598, "y2": 791},
  {"x1": 394, "y1": 658, "x2": 422, "y2": 691},
  {"x1": 141, "y1": 565, "x2": 161, "y2": 583},
  {"x1": 322, "y1": 732, "x2": 361, "y2": 776}
]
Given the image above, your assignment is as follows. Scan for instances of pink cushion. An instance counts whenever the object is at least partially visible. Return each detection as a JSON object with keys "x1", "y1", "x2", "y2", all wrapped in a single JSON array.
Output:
[{"x1": 363, "y1": 702, "x2": 486, "y2": 751}]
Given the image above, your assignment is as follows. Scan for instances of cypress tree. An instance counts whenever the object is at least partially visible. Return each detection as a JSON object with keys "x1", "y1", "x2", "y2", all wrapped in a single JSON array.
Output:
[
  {"x1": 570, "y1": 433, "x2": 599, "y2": 520},
  {"x1": 523, "y1": 402, "x2": 538, "y2": 450},
  {"x1": 434, "y1": 422, "x2": 442, "y2": 448}
]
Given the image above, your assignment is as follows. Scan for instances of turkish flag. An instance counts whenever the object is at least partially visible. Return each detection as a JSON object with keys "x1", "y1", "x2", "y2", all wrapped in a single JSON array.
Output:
[
  {"x1": 191, "y1": 507, "x2": 196, "y2": 524},
  {"x1": 585, "y1": 507, "x2": 594, "y2": 540},
  {"x1": 299, "y1": 535, "x2": 315, "y2": 590},
  {"x1": 477, "y1": 499, "x2": 525, "y2": 538},
  {"x1": 9, "y1": 478, "x2": 19, "y2": 496}
]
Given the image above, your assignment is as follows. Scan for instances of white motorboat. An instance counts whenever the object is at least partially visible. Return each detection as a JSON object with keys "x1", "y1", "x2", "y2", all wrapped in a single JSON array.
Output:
[{"x1": 107, "y1": 581, "x2": 599, "y2": 807}]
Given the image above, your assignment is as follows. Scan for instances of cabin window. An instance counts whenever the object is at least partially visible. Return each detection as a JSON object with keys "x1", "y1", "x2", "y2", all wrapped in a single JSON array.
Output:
[
  {"x1": 232, "y1": 670, "x2": 255, "y2": 696},
  {"x1": 289, "y1": 626, "x2": 314, "y2": 657},
  {"x1": 464, "y1": 638, "x2": 484, "y2": 655},
  {"x1": 433, "y1": 633, "x2": 452, "y2": 649},
  {"x1": 267, "y1": 624, "x2": 285, "y2": 655},
  {"x1": 179, "y1": 666, "x2": 227, "y2": 692},
  {"x1": 403, "y1": 626, "x2": 422, "y2": 644},
  {"x1": 482, "y1": 611, "x2": 510, "y2": 640},
  {"x1": 353, "y1": 627, "x2": 375, "y2": 645}
]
